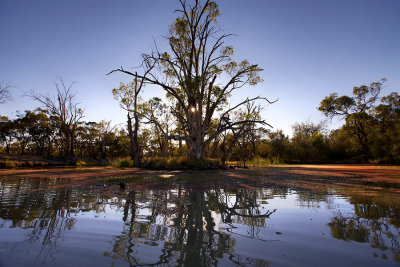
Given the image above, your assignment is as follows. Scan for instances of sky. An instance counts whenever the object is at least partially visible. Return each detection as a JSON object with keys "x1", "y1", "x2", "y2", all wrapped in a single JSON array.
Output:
[{"x1": 0, "y1": 0, "x2": 399, "y2": 135}]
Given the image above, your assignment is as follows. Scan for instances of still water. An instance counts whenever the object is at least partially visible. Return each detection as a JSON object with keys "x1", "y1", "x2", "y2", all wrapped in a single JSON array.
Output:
[{"x1": 0, "y1": 176, "x2": 399, "y2": 266}]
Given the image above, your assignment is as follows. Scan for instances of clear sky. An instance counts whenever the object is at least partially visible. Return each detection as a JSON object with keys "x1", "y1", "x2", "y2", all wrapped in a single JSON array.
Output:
[{"x1": 1, "y1": 0, "x2": 399, "y2": 135}]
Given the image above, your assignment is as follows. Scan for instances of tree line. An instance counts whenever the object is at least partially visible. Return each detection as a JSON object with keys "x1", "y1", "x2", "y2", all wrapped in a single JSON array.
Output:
[
  {"x1": 1, "y1": 77, "x2": 398, "y2": 165},
  {"x1": 1, "y1": 0, "x2": 399, "y2": 166}
]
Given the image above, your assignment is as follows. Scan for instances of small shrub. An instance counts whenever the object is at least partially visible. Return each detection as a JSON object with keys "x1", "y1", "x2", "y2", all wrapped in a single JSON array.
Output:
[
  {"x1": 76, "y1": 160, "x2": 87, "y2": 167},
  {"x1": 141, "y1": 157, "x2": 165, "y2": 169},
  {"x1": 28, "y1": 161, "x2": 35, "y2": 167},
  {"x1": 5, "y1": 160, "x2": 18, "y2": 169},
  {"x1": 119, "y1": 159, "x2": 132, "y2": 168},
  {"x1": 37, "y1": 161, "x2": 48, "y2": 167},
  {"x1": 166, "y1": 157, "x2": 179, "y2": 169},
  {"x1": 141, "y1": 157, "x2": 221, "y2": 170},
  {"x1": 111, "y1": 157, "x2": 133, "y2": 168}
]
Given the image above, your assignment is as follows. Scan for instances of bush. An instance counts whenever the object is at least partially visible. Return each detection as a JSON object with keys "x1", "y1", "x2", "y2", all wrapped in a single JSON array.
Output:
[
  {"x1": 141, "y1": 157, "x2": 222, "y2": 170},
  {"x1": 111, "y1": 157, "x2": 133, "y2": 168},
  {"x1": 266, "y1": 156, "x2": 285, "y2": 165},
  {"x1": 75, "y1": 160, "x2": 87, "y2": 167},
  {"x1": 26, "y1": 161, "x2": 34, "y2": 167},
  {"x1": 5, "y1": 160, "x2": 19, "y2": 169},
  {"x1": 230, "y1": 156, "x2": 285, "y2": 167}
]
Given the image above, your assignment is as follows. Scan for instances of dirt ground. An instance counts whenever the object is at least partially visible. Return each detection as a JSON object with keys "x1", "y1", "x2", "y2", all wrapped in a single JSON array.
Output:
[
  {"x1": 0, "y1": 166, "x2": 170, "y2": 179},
  {"x1": 1, "y1": 165, "x2": 399, "y2": 195}
]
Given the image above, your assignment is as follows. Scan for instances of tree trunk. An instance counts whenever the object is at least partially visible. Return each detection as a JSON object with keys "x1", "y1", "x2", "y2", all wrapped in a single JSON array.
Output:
[
  {"x1": 47, "y1": 137, "x2": 52, "y2": 157},
  {"x1": 101, "y1": 139, "x2": 107, "y2": 159},
  {"x1": 187, "y1": 112, "x2": 206, "y2": 161},
  {"x1": 132, "y1": 105, "x2": 141, "y2": 167},
  {"x1": 65, "y1": 131, "x2": 71, "y2": 161},
  {"x1": 20, "y1": 143, "x2": 25, "y2": 155},
  {"x1": 70, "y1": 129, "x2": 75, "y2": 158},
  {"x1": 188, "y1": 136, "x2": 205, "y2": 161},
  {"x1": 127, "y1": 113, "x2": 135, "y2": 162},
  {"x1": 208, "y1": 138, "x2": 219, "y2": 158},
  {"x1": 178, "y1": 139, "x2": 183, "y2": 157}
]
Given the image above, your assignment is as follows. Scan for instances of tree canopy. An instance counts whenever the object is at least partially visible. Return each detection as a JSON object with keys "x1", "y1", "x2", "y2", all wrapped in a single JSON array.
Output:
[{"x1": 109, "y1": 0, "x2": 274, "y2": 161}]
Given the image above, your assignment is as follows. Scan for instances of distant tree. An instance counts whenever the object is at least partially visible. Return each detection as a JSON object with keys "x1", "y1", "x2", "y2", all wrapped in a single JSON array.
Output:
[
  {"x1": 28, "y1": 79, "x2": 84, "y2": 161},
  {"x1": 13, "y1": 111, "x2": 33, "y2": 154},
  {"x1": 110, "y1": 0, "x2": 273, "y2": 161},
  {"x1": 112, "y1": 78, "x2": 147, "y2": 166},
  {"x1": 326, "y1": 129, "x2": 354, "y2": 161},
  {"x1": 0, "y1": 82, "x2": 12, "y2": 104},
  {"x1": 25, "y1": 109, "x2": 54, "y2": 156},
  {"x1": 264, "y1": 129, "x2": 291, "y2": 162},
  {"x1": 0, "y1": 116, "x2": 13, "y2": 154},
  {"x1": 319, "y1": 79, "x2": 385, "y2": 160},
  {"x1": 373, "y1": 92, "x2": 400, "y2": 161},
  {"x1": 77, "y1": 121, "x2": 100, "y2": 158},
  {"x1": 142, "y1": 97, "x2": 176, "y2": 160},
  {"x1": 98, "y1": 120, "x2": 118, "y2": 159},
  {"x1": 291, "y1": 121, "x2": 328, "y2": 162}
]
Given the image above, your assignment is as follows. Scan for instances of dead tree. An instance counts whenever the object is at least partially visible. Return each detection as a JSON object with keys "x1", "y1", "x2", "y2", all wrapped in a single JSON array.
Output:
[{"x1": 28, "y1": 79, "x2": 84, "y2": 161}]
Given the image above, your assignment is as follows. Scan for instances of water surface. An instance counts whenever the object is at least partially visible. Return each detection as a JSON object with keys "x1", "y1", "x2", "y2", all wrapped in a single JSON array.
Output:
[{"x1": 0, "y1": 175, "x2": 399, "y2": 266}]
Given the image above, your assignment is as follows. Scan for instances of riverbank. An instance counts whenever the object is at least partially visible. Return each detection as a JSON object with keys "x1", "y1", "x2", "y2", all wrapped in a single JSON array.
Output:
[{"x1": 1, "y1": 165, "x2": 399, "y2": 194}]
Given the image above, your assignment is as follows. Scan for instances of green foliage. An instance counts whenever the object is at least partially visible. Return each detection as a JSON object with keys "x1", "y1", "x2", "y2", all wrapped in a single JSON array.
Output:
[
  {"x1": 141, "y1": 157, "x2": 222, "y2": 170},
  {"x1": 319, "y1": 78, "x2": 400, "y2": 163},
  {"x1": 246, "y1": 156, "x2": 285, "y2": 166},
  {"x1": 0, "y1": 160, "x2": 45, "y2": 169},
  {"x1": 4, "y1": 160, "x2": 19, "y2": 169},
  {"x1": 75, "y1": 160, "x2": 87, "y2": 167},
  {"x1": 111, "y1": 157, "x2": 133, "y2": 168}
]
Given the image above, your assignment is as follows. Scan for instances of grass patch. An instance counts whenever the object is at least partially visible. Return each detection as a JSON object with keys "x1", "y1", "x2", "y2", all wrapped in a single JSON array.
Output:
[
  {"x1": 0, "y1": 160, "x2": 48, "y2": 169},
  {"x1": 227, "y1": 157, "x2": 286, "y2": 167},
  {"x1": 110, "y1": 157, "x2": 133, "y2": 168},
  {"x1": 141, "y1": 157, "x2": 222, "y2": 170},
  {"x1": 75, "y1": 160, "x2": 87, "y2": 167}
]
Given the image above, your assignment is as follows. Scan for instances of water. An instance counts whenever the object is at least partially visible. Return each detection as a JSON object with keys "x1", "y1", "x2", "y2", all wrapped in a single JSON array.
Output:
[{"x1": 0, "y1": 176, "x2": 399, "y2": 266}]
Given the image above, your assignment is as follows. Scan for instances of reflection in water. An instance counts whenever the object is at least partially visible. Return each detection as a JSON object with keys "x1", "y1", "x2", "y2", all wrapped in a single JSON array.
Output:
[
  {"x1": 0, "y1": 177, "x2": 399, "y2": 266},
  {"x1": 105, "y1": 188, "x2": 274, "y2": 266},
  {"x1": 328, "y1": 195, "x2": 400, "y2": 262}
]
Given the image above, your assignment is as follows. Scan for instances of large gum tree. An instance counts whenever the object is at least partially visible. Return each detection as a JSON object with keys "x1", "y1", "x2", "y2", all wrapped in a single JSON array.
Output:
[{"x1": 110, "y1": 0, "x2": 273, "y2": 160}]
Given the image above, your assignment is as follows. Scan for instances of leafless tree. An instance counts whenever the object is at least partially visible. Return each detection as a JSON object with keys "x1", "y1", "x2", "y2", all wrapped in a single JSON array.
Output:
[
  {"x1": 111, "y1": 64, "x2": 154, "y2": 167},
  {"x1": 0, "y1": 82, "x2": 12, "y2": 104},
  {"x1": 28, "y1": 79, "x2": 84, "y2": 161}
]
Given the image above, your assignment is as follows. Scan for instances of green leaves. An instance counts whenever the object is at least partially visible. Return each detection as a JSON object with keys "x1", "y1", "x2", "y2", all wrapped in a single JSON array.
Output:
[
  {"x1": 112, "y1": 82, "x2": 139, "y2": 111},
  {"x1": 318, "y1": 93, "x2": 355, "y2": 117}
]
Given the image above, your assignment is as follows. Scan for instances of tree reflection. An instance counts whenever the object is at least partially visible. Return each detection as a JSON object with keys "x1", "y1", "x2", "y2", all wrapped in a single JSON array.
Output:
[
  {"x1": 328, "y1": 195, "x2": 400, "y2": 262},
  {"x1": 105, "y1": 186, "x2": 274, "y2": 266},
  {"x1": 0, "y1": 178, "x2": 113, "y2": 263}
]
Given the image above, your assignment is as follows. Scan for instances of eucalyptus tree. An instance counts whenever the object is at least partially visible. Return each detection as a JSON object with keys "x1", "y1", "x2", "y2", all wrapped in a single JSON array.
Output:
[
  {"x1": 0, "y1": 116, "x2": 13, "y2": 154},
  {"x1": 141, "y1": 97, "x2": 176, "y2": 159},
  {"x1": 219, "y1": 102, "x2": 263, "y2": 166},
  {"x1": 98, "y1": 120, "x2": 118, "y2": 159},
  {"x1": 25, "y1": 109, "x2": 54, "y2": 156},
  {"x1": 291, "y1": 121, "x2": 327, "y2": 162},
  {"x1": 13, "y1": 111, "x2": 33, "y2": 155},
  {"x1": 28, "y1": 79, "x2": 84, "y2": 160},
  {"x1": 374, "y1": 92, "x2": 400, "y2": 161},
  {"x1": 113, "y1": 81, "x2": 143, "y2": 165},
  {"x1": 109, "y1": 0, "x2": 273, "y2": 161},
  {"x1": 319, "y1": 79, "x2": 385, "y2": 160}
]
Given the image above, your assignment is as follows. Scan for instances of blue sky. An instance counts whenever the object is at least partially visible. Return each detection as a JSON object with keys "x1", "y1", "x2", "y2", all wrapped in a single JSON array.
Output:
[{"x1": 0, "y1": 0, "x2": 399, "y2": 135}]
